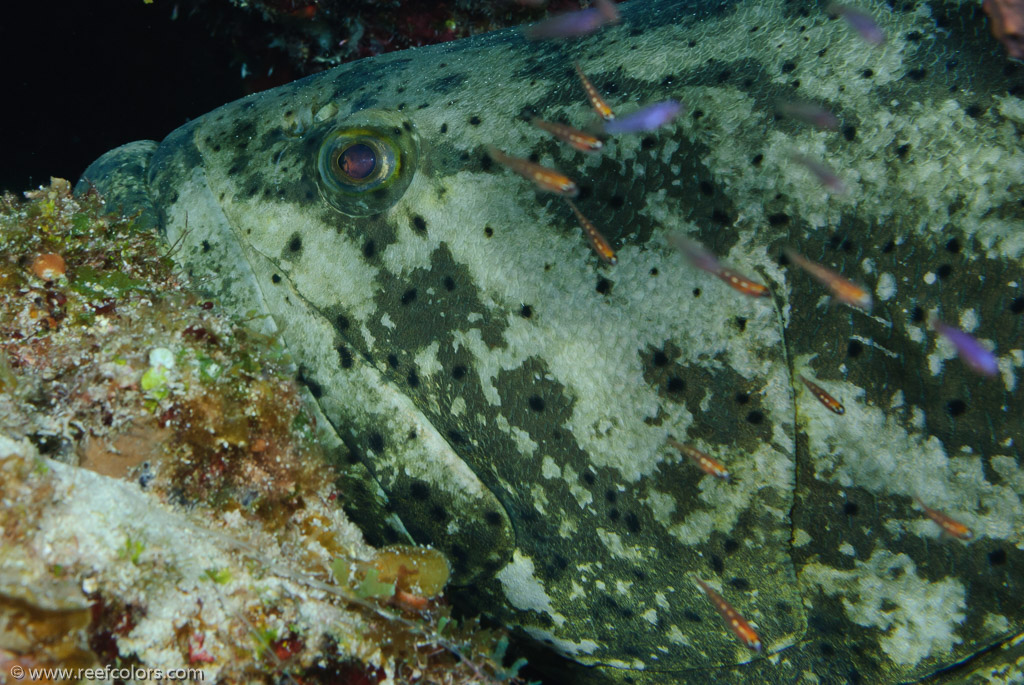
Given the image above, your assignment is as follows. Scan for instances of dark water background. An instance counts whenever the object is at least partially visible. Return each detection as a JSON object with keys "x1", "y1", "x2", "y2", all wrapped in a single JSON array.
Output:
[{"x1": 0, "y1": 1, "x2": 243, "y2": 195}]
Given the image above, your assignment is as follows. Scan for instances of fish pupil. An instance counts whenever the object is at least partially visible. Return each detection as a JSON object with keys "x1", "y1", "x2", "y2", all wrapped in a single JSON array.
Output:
[{"x1": 339, "y1": 143, "x2": 377, "y2": 180}]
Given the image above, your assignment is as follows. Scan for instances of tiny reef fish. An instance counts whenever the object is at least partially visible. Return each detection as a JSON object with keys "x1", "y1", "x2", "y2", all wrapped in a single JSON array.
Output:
[
  {"x1": 930, "y1": 317, "x2": 999, "y2": 378},
  {"x1": 604, "y1": 100, "x2": 683, "y2": 134},
  {"x1": 531, "y1": 118, "x2": 604, "y2": 153},
  {"x1": 667, "y1": 437, "x2": 731, "y2": 480},
  {"x1": 826, "y1": 2, "x2": 887, "y2": 45},
  {"x1": 777, "y1": 100, "x2": 840, "y2": 130},
  {"x1": 694, "y1": 578, "x2": 763, "y2": 652},
  {"x1": 565, "y1": 198, "x2": 617, "y2": 264},
  {"x1": 574, "y1": 61, "x2": 616, "y2": 121},
  {"x1": 486, "y1": 145, "x2": 579, "y2": 196},
  {"x1": 783, "y1": 248, "x2": 873, "y2": 311},
  {"x1": 982, "y1": 0, "x2": 1024, "y2": 59},
  {"x1": 914, "y1": 497, "x2": 975, "y2": 541},
  {"x1": 798, "y1": 374, "x2": 846, "y2": 415},
  {"x1": 524, "y1": 0, "x2": 620, "y2": 40},
  {"x1": 791, "y1": 153, "x2": 848, "y2": 194},
  {"x1": 670, "y1": 235, "x2": 770, "y2": 297}
]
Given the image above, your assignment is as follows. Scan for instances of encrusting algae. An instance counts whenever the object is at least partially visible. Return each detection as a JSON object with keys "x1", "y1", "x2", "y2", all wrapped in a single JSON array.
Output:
[{"x1": 0, "y1": 179, "x2": 531, "y2": 684}]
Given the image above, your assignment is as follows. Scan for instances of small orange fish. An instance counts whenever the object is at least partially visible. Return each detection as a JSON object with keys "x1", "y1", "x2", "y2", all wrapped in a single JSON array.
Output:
[
  {"x1": 694, "y1": 578, "x2": 762, "y2": 652},
  {"x1": 486, "y1": 145, "x2": 579, "y2": 197},
  {"x1": 715, "y1": 268, "x2": 771, "y2": 298},
  {"x1": 670, "y1": 236, "x2": 770, "y2": 298},
  {"x1": 783, "y1": 248, "x2": 873, "y2": 311},
  {"x1": 914, "y1": 497, "x2": 974, "y2": 541},
  {"x1": 667, "y1": 437, "x2": 730, "y2": 480},
  {"x1": 797, "y1": 375, "x2": 845, "y2": 415},
  {"x1": 532, "y1": 118, "x2": 603, "y2": 153},
  {"x1": 574, "y1": 62, "x2": 616, "y2": 121},
  {"x1": 565, "y1": 199, "x2": 617, "y2": 264}
]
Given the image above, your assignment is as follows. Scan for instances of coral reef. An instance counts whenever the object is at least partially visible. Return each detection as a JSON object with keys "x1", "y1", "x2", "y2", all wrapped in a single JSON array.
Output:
[
  {"x1": 0, "y1": 180, "x2": 528, "y2": 684},
  {"x1": 174, "y1": 0, "x2": 600, "y2": 91}
]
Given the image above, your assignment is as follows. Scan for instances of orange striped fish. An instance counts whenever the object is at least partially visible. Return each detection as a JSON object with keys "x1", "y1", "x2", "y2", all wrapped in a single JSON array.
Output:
[
  {"x1": 798, "y1": 375, "x2": 845, "y2": 415},
  {"x1": 914, "y1": 497, "x2": 974, "y2": 541},
  {"x1": 670, "y1": 235, "x2": 770, "y2": 298},
  {"x1": 784, "y1": 248, "x2": 872, "y2": 311},
  {"x1": 486, "y1": 145, "x2": 579, "y2": 197},
  {"x1": 667, "y1": 437, "x2": 730, "y2": 480},
  {"x1": 532, "y1": 118, "x2": 603, "y2": 153},
  {"x1": 565, "y1": 199, "x2": 617, "y2": 265},
  {"x1": 694, "y1": 578, "x2": 762, "y2": 652},
  {"x1": 574, "y1": 62, "x2": 616, "y2": 121}
]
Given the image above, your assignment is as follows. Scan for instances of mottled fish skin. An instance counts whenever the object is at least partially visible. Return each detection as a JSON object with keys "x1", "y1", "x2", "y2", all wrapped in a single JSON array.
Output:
[{"x1": 78, "y1": 0, "x2": 1024, "y2": 682}]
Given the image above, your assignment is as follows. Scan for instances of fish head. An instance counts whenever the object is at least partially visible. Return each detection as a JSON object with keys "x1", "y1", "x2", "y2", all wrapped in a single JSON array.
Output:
[{"x1": 78, "y1": 0, "x2": 1024, "y2": 682}]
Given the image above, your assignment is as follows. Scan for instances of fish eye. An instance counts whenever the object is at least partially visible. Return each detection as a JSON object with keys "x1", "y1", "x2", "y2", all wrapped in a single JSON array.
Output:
[{"x1": 315, "y1": 110, "x2": 419, "y2": 217}]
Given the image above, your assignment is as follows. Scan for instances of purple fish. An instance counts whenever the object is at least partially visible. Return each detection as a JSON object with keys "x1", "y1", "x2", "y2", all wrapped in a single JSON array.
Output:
[
  {"x1": 603, "y1": 100, "x2": 683, "y2": 134},
  {"x1": 777, "y1": 100, "x2": 840, "y2": 130},
  {"x1": 792, "y1": 153, "x2": 847, "y2": 194},
  {"x1": 931, "y1": 317, "x2": 999, "y2": 378},
  {"x1": 827, "y1": 3, "x2": 886, "y2": 46},
  {"x1": 524, "y1": 0, "x2": 619, "y2": 40}
]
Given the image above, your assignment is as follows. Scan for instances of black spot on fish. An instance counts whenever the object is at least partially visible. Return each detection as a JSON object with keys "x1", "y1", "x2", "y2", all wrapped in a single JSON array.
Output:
[
  {"x1": 484, "y1": 226, "x2": 494, "y2": 237},
  {"x1": 469, "y1": 115, "x2": 482, "y2": 126},
  {"x1": 747, "y1": 410, "x2": 765, "y2": 424},
  {"x1": 485, "y1": 510, "x2": 503, "y2": 526},
  {"x1": 667, "y1": 377, "x2": 685, "y2": 393},
  {"x1": 271, "y1": 274, "x2": 281, "y2": 284},
  {"x1": 936, "y1": 263, "x2": 953, "y2": 279},
  {"x1": 711, "y1": 554, "x2": 724, "y2": 574},
  {"x1": 337, "y1": 314, "x2": 350, "y2": 330},
  {"x1": 596, "y1": 277, "x2": 613, "y2": 295},
  {"x1": 911, "y1": 306, "x2": 925, "y2": 323},
  {"x1": 410, "y1": 480, "x2": 430, "y2": 500},
  {"x1": 529, "y1": 395, "x2": 546, "y2": 412},
  {"x1": 843, "y1": 125, "x2": 857, "y2": 141},
  {"x1": 363, "y1": 240, "x2": 376, "y2": 259},
  {"x1": 966, "y1": 103, "x2": 984, "y2": 118},
  {"x1": 947, "y1": 399, "x2": 966, "y2": 416},
  {"x1": 862, "y1": 68, "x2": 874, "y2": 78},
  {"x1": 781, "y1": 60, "x2": 796, "y2": 74},
  {"x1": 735, "y1": 392, "x2": 750, "y2": 404},
  {"x1": 989, "y1": 548, "x2": 1007, "y2": 565},
  {"x1": 388, "y1": 354, "x2": 400, "y2": 369},
  {"x1": 583, "y1": 471, "x2": 596, "y2": 485},
  {"x1": 847, "y1": 340, "x2": 863, "y2": 358},
  {"x1": 844, "y1": 501, "x2": 859, "y2": 516},
  {"x1": 444, "y1": 276, "x2": 456, "y2": 291},
  {"x1": 407, "y1": 370, "x2": 420, "y2": 387},
  {"x1": 907, "y1": 67, "x2": 926, "y2": 81},
  {"x1": 683, "y1": 609, "x2": 702, "y2": 623},
  {"x1": 728, "y1": 577, "x2": 751, "y2": 591},
  {"x1": 752, "y1": 153, "x2": 764, "y2": 166},
  {"x1": 768, "y1": 212, "x2": 789, "y2": 226},
  {"x1": 337, "y1": 345, "x2": 353, "y2": 368},
  {"x1": 945, "y1": 238, "x2": 961, "y2": 253},
  {"x1": 520, "y1": 304, "x2": 533, "y2": 318},
  {"x1": 724, "y1": 538, "x2": 740, "y2": 553},
  {"x1": 447, "y1": 428, "x2": 467, "y2": 445},
  {"x1": 412, "y1": 215, "x2": 427, "y2": 234},
  {"x1": 368, "y1": 431, "x2": 385, "y2": 452},
  {"x1": 401, "y1": 288, "x2": 417, "y2": 305},
  {"x1": 897, "y1": 143, "x2": 911, "y2": 159},
  {"x1": 452, "y1": 364, "x2": 467, "y2": 380},
  {"x1": 1011, "y1": 296, "x2": 1024, "y2": 314}
]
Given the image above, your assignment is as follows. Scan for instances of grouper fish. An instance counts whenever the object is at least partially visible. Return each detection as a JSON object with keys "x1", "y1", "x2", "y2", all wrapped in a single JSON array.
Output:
[{"x1": 77, "y1": 0, "x2": 1024, "y2": 681}]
